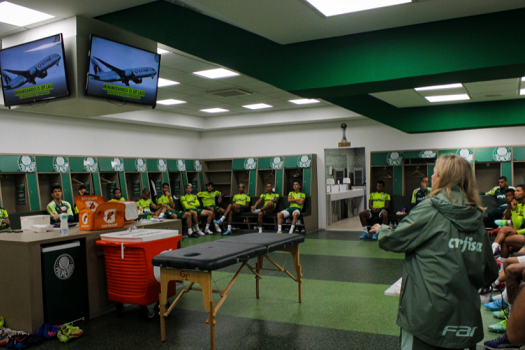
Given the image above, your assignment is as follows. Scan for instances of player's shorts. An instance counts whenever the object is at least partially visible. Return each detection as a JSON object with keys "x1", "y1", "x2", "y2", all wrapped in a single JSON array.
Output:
[
  {"x1": 186, "y1": 208, "x2": 204, "y2": 215},
  {"x1": 168, "y1": 210, "x2": 185, "y2": 219},
  {"x1": 368, "y1": 209, "x2": 387, "y2": 218},
  {"x1": 260, "y1": 206, "x2": 275, "y2": 214},
  {"x1": 518, "y1": 255, "x2": 525, "y2": 264},
  {"x1": 207, "y1": 205, "x2": 221, "y2": 212},
  {"x1": 234, "y1": 206, "x2": 246, "y2": 214},
  {"x1": 281, "y1": 207, "x2": 302, "y2": 218}
]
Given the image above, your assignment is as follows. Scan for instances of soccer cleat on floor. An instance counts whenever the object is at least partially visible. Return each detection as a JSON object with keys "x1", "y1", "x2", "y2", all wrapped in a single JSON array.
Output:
[
  {"x1": 214, "y1": 219, "x2": 222, "y2": 225},
  {"x1": 57, "y1": 323, "x2": 83, "y2": 343},
  {"x1": 359, "y1": 232, "x2": 369, "y2": 239},
  {"x1": 0, "y1": 329, "x2": 14, "y2": 347},
  {"x1": 214, "y1": 223, "x2": 222, "y2": 233},
  {"x1": 485, "y1": 298, "x2": 508, "y2": 311},
  {"x1": 223, "y1": 230, "x2": 232, "y2": 235},
  {"x1": 195, "y1": 229, "x2": 205, "y2": 236},
  {"x1": 493, "y1": 308, "x2": 510, "y2": 320},
  {"x1": 372, "y1": 233, "x2": 377, "y2": 240},
  {"x1": 488, "y1": 319, "x2": 507, "y2": 333},
  {"x1": 190, "y1": 233, "x2": 200, "y2": 238},
  {"x1": 484, "y1": 333, "x2": 521, "y2": 349},
  {"x1": 205, "y1": 228, "x2": 213, "y2": 235}
]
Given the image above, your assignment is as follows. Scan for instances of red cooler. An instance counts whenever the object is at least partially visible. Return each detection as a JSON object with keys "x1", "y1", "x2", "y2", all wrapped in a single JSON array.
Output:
[{"x1": 96, "y1": 229, "x2": 181, "y2": 307}]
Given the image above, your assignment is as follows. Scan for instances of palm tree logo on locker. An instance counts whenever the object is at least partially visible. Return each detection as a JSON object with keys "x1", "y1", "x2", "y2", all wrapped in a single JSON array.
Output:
[
  {"x1": 111, "y1": 158, "x2": 124, "y2": 172},
  {"x1": 386, "y1": 152, "x2": 402, "y2": 166},
  {"x1": 456, "y1": 149, "x2": 473, "y2": 163},
  {"x1": 418, "y1": 150, "x2": 436, "y2": 159},
  {"x1": 177, "y1": 160, "x2": 186, "y2": 172},
  {"x1": 492, "y1": 147, "x2": 511, "y2": 162},
  {"x1": 135, "y1": 159, "x2": 147, "y2": 172},
  {"x1": 297, "y1": 155, "x2": 311, "y2": 168},
  {"x1": 17, "y1": 156, "x2": 36, "y2": 172},
  {"x1": 194, "y1": 160, "x2": 202, "y2": 171},
  {"x1": 270, "y1": 157, "x2": 283, "y2": 169},
  {"x1": 54, "y1": 254, "x2": 74, "y2": 280},
  {"x1": 53, "y1": 157, "x2": 69, "y2": 172},
  {"x1": 244, "y1": 158, "x2": 257, "y2": 170},
  {"x1": 157, "y1": 159, "x2": 168, "y2": 172},
  {"x1": 83, "y1": 157, "x2": 98, "y2": 172}
]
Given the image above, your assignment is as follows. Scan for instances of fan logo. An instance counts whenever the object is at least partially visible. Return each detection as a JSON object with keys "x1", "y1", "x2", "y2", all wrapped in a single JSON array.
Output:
[
  {"x1": 135, "y1": 158, "x2": 147, "y2": 172},
  {"x1": 53, "y1": 157, "x2": 69, "y2": 172},
  {"x1": 442, "y1": 326, "x2": 477, "y2": 337},
  {"x1": 157, "y1": 159, "x2": 168, "y2": 171},
  {"x1": 104, "y1": 209, "x2": 116, "y2": 223},
  {"x1": 85, "y1": 201, "x2": 98, "y2": 212},
  {"x1": 493, "y1": 147, "x2": 511, "y2": 162},
  {"x1": 386, "y1": 152, "x2": 402, "y2": 166},
  {"x1": 17, "y1": 156, "x2": 36, "y2": 172},
  {"x1": 244, "y1": 158, "x2": 257, "y2": 170},
  {"x1": 54, "y1": 254, "x2": 74, "y2": 280},
  {"x1": 194, "y1": 160, "x2": 202, "y2": 171},
  {"x1": 297, "y1": 155, "x2": 311, "y2": 168},
  {"x1": 111, "y1": 158, "x2": 124, "y2": 172},
  {"x1": 270, "y1": 157, "x2": 283, "y2": 169},
  {"x1": 84, "y1": 157, "x2": 98, "y2": 172}
]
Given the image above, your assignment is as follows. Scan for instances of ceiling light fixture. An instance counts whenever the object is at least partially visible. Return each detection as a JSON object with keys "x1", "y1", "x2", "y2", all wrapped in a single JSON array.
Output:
[
  {"x1": 157, "y1": 78, "x2": 180, "y2": 87},
  {"x1": 305, "y1": 0, "x2": 411, "y2": 17},
  {"x1": 243, "y1": 103, "x2": 273, "y2": 110},
  {"x1": 193, "y1": 68, "x2": 239, "y2": 79},
  {"x1": 157, "y1": 48, "x2": 170, "y2": 54},
  {"x1": 289, "y1": 99, "x2": 320, "y2": 105},
  {"x1": 0, "y1": 2, "x2": 54, "y2": 27},
  {"x1": 425, "y1": 94, "x2": 470, "y2": 103},
  {"x1": 201, "y1": 108, "x2": 229, "y2": 113},
  {"x1": 157, "y1": 99, "x2": 186, "y2": 105},
  {"x1": 415, "y1": 83, "x2": 463, "y2": 91},
  {"x1": 520, "y1": 89, "x2": 525, "y2": 96}
]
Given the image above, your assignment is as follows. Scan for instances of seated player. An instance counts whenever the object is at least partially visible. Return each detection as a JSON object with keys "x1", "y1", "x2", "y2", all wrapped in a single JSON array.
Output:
[
  {"x1": 181, "y1": 184, "x2": 214, "y2": 235},
  {"x1": 251, "y1": 182, "x2": 280, "y2": 233},
  {"x1": 47, "y1": 185, "x2": 74, "y2": 224},
  {"x1": 165, "y1": 208, "x2": 200, "y2": 238},
  {"x1": 0, "y1": 204, "x2": 10, "y2": 231},
  {"x1": 73, "y1": 185, "x2": 89, "y2": 215},
  {"x1": 197, "y1": 182, "x2": 224, "y2": 233},
  {"x1": 276, "y1": 181, "x2": 305, "y2": 234},
  {"x1": 411, "y1": 177, "x2": 431, "y2": 207},
  {"x1": 215, "y1": 184, "x2": 251, "y2": 235},
  {"x1": 136, "y1": 189, "x2": 166, "y2": 219},
  {"x1": 488, "y1": 188, "x2": 515, "y2": 235},
  {"x1": 157, "y1": 183, "x2": 177, "y2": 211},
  {"x1": 359, "y1": 180, "x2": 390, "y2": 240},
  {"x1": 109, "y1": 188, "x2": 126, "y2": 202},
  {"x1": 493, "y1": 185, "x2": 525, "y2": 255},
  {"x1": 486, "y1": 176, "x2": 513, "y2": 224}
]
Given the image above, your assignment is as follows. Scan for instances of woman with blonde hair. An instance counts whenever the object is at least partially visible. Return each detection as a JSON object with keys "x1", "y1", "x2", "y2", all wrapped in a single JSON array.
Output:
[{"x1": 370, "y1": 154, "x2": 498, "y2": 350}]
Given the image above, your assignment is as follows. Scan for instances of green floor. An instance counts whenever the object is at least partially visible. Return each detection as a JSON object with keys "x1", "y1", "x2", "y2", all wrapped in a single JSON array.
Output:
[{"x1": 34, "y1": 229, "x2": 504, "y2": 349}]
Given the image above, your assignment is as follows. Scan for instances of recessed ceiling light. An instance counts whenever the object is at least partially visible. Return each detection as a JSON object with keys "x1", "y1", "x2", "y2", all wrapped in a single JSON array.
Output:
[
  {"x1": 289, "y1": 99, "x2": 320, "y2": 105},
  {"x1": 305, "y1": 0, "x2": 411, "y2": 17},
  {"x1": 157, "y1": 78, "x2": 180, "y2": 87},
  {"x1": 520, "y1": 89, "x2": 525, "y2": 96},
  {"x1": 157, "y1": 99, "x2": 186, "y2": 105},
  {"x1": 415, "y1": 83, "x2": 463, "y2": 91},
  {"x1": 243, "y1": 103, "x2": 273, "y2": 110},
  {"x1": 425, "y1": 94, "x2": 470, "y2": 103},
  {"x1": 0, "y1": 2, "x2": 54, "y2": 27},
  {"x1": 193, "y1": 68, "x2": 239, "y2": 79},
  {"x1": 201, "y1": 108, "x2": 229, "y2": 113},
  {"x1": 157, "y1": 48, "x2": 170, "y2": 54}
]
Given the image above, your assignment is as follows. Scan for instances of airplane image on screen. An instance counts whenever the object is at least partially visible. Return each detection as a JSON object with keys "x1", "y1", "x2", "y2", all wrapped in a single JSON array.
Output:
[
  {"x1": 89, "y1": 57, "x2": 157, "y2": 86},
  {"x1": 1, "y1": 53, "x2": 61, "y2": 90}
]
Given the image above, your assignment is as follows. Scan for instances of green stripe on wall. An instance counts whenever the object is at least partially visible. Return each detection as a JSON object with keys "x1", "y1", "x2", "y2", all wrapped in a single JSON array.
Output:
[
  {"x1": 118, "y1": 173, "x2": 127, "y2": 199},
  {"x1": 501, "y1": 162, "x2": 512, "y2": 186},
  {"x1": 275, "y1": 169, "x2": 283, "y2": 196},
  {"x1": 27, "y1": 173, "x2": 40, "y2": 211},
  {"x1": 303, "y1": 168, "x2": 311, "y2": 196},
  {"x1": 427, "y1": 165, "x2": 436, "y2": 188},
  {"x1": 249, "y1": 170, "x2": 256, "y2": 196},
  {"x1": 141, "y1": 173, "x2": 149, "y2": 190},
  {"x1": 393, "y1": 166, "x2": 403, "y2": 195},
  {"x1": 92, "y1": 173, "x2": 101, "y2": 195},
  {"x1": 61, "y1": 173, "x2": 73, "y2": 204},
  {"x1": 163, "y1": 172, "x2": 170, "y2": 185}
]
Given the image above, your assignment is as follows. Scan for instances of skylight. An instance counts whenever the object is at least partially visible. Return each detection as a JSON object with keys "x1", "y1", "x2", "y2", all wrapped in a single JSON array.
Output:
[
  {"x1": 157, "y1": 78, "x2": 180, "y2": 87},
  {"x1": 243, "y1": 103, "x2": 273, "y2": 110},
  {"x1": 201, "y1": 108, "x2": 229, "y2": 113},
  {"x1": 289, "y1": 99, "x2": 320, "y2": 105}
]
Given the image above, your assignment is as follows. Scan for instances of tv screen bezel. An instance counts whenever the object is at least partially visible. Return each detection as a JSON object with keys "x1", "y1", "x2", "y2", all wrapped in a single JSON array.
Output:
[
  {"x1": 85, "y1": 35, "x2": 161, "y2": 109},
  {"x1": 0, "y1": 33, "x2": 71, "y2": 108}
]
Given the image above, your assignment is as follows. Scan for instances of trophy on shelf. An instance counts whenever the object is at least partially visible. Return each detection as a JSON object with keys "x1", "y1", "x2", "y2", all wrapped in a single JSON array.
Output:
[{"x1": 338, "y1": 123, "x2": 351, "y2": 147}]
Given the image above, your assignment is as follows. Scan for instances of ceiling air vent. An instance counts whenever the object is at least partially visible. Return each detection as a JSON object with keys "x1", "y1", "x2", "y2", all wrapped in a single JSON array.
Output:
[{"x1": 208, "y1": 89, "x2": 253, "y2": 98}]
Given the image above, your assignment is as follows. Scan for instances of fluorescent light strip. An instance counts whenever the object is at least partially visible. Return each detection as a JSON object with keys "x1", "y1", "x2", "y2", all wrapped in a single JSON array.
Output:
[
  {"x1": 201, "y1": 108, "x2": 229, "y2": 113},
  {"x1": 0, "y1": 2, "x2": 54, "y2": 26},
  {"x1": 157, "y1": 99, "x2": 186, "y2": 105},
  {"x1": 193, "y1": 68, "x2": 239, "y2": 79},
  {"x1": 157, "y1": 78, "x2": 180, "y2": 87},
  {"x1": 157, "y1": 48, "x2": 170, "y2": 54},
  {"x1": 520, "y1": 88, "x2": 525, "y2": 96},
  {"x1": 289, "y1": 99, "x2": 320, "y2": 105},
  {"x1": 305, "y1": 0, "x2": 411, "y2": 17},
  {"x1": 243, "y1": 103, "x2": 272, "y2": 110},
  {"x1": 425, "y1": 94, "x2": 470, "y2": 103},
  {"x1": 415, "y1": 83, "x2": 463, "y2": 91}
]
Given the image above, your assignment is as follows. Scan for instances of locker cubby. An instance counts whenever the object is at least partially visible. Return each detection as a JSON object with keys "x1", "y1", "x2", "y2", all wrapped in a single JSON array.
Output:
[
  {"x1": 0, "y1": 174, "x2": 30, "y2": 213},
  {"x1": 370, "y1": 166, "x2": 394, "y2": 196},
  {"x1": 148, "y1": 173, "x2": 163, "y2": 199},
  {"x1": 71, "y1": 173, "x2": 93, "y2": 197},
  {"x1": 404, "y1": 165, "x2": 428, "y2": 196},
  {"x1": 475, "y1": 163, "x2": 501, "y2": 193},
  {"x1": 514, "y1": 163, "x2": 525, "y2": 186},
  {"x1": 187, "y1": 172, "x2": 200, "y2": 194},
  {"x1": 284, "y1": 169, "x2": 303, "y2": 195},
  {"x1": 125, "y1": 173, "x2": 142, "y2": 202},
  {"x1": 169, "y1": 172, "x2": 182, "y2": 198},
  {"x1": 38, "y1": 174, "x2": 62, "y2": 210},
  {"x1": 257, "y1": 170, "x2": 278, "y2": 195},
  {"x1": 232, "y1": 171, "x2": 250, "y2": 196},
  {"x1": 99, "y1": 173, "x2": 119, "y2": 201}
]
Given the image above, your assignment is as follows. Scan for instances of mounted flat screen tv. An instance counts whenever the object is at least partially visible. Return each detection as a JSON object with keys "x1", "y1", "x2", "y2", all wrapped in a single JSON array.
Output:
[
  {"x1": 86, "y1": 35, "x2": 160, "y2": 108},
  {"x1": 0, "y1": 34, "x2": 70, "y2": 107}
]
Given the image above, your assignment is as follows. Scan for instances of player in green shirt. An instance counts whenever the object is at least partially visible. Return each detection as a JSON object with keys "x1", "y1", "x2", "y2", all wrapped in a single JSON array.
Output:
[
  {"x1": 251, "y1": 182, "x2": 280, "y2": 233},
  {"x1": 493, "y1": 185, "x2": 525, "y2": 255},
  {"x1": 277, "y1": 181, "x2": 305, "y2": 234},
  {"x1": 109, "y1": 188, "x2": 126, "y2": 202},
  {"x1": 0, "y1": 205, "x2": 10, "y2": 231},
  {"x1": 411, "y1": 177, "x2": 432, "y2": 207},
  {"x1": 181, "y1": 184, "x2": 214, "y2": 236},
  {"x1": 73, "y1": 185, "x2": 89, "y2": 215},
  {"x1": 359, "y1": 180, "x2": 390, "y2": 240},
  {"x1": 136, "y1": 189, "x2": 166, "y2": 219},
  {"x1": 215, "y1": 184, "x2": 251, "y2": 235},
  {"x1": 47, "y1": 186, "x2": 74, "y2": 223},
  {"x1": 486, "y1": 176, "x2": 513, "y2": 224},
  {"x1": 197, "y1": 182, "x2": 224, "y2": 233}
]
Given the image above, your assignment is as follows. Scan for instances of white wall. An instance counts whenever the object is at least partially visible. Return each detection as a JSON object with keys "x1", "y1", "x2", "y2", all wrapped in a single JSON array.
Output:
[
  {"x1": 199, "y1": 109, "x2": 525, "y2": 229},
  {"x1": 0, "y1": 110, "x2": 200, "y2": 159}
]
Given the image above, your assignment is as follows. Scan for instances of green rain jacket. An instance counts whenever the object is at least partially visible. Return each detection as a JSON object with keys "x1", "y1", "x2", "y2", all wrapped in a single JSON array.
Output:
[{"x1": 378, "y1": 186, "x2": 499, "y2": 349}]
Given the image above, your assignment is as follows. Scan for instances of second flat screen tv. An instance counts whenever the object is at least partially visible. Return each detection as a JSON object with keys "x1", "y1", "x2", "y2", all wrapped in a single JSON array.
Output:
[{"x1": 86, "y1": 36, "x2": 160, "y2": 108}]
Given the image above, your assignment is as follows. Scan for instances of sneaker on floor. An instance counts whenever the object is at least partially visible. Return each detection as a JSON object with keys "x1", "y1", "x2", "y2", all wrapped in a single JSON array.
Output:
[
  {"x1": 57, "y1": 323, "x2": 83, "y2": 343},
  {"x1": 277, "y1": 230, "x2": 282, "y2": 234},
  {"x1": 485, "y1": 298, "x2": 508, "y2": 311},
  {"x1": 300, "y1": 227, "x2": 305, "y2": 233},
  {"x1": 223, "y1": 230, "x2": 232, "y2": 236},
  {"x1": 488, "y1": 319, "x2": 507, "y2": 333},
  {"x1": 0, "y1": 329, "x2": 14, "y2": 347},
  {"x1": 214, "y1": 219, "x2": 222, "y2": 225},
  {"x1": 205, "y1": 229, "x2": 213, "y2": 235},
  {"x1": 372, "y1": 233, "x2": 377, "y2": 240},
  {"x1": 214, "y1": 223, "x2": 222, "y2": 233},
  {"x1": 484, "y1": 333, "x2": 521, "y2": 349},
  {"x1": 289, "y1": 228, "x2": 294, "y2": 234},
  {"x1": 195, "y1": 229, "x2": 205, "y2": 236},
  {"x1": 359, "y1": 232, "x2": 370, "y2": 239},
  {"x1": 44, "y1": 325, "x2": 60, "y2": 339},
  {"x1": 493, "y1": 308, "x2": 510, "y2": 320}
]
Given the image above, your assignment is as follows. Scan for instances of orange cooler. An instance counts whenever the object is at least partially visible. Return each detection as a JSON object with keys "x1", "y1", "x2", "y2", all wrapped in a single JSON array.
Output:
[{"x1": 96, "y1": 229, "x2": 181, "y2": 306}]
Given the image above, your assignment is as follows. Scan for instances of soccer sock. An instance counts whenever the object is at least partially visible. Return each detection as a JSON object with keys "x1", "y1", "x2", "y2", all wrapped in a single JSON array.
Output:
[
  {"x1": 228, "y1": 225, "x2": 232, "y2": 231},
  {"x1": 290, "y1": 225, "x2": 295, "y2": 231},
  {"x1": 492, "y1": 243, "x2": 500, "y2": 253},
  {"x1": 258, "y1": 227, "x2": 262, "y2": 233},
  {"x1": 499, "y1": 257, "x2": 506, "y2": 266},
  {"x1": 188, "y1": 228, "x2": 193, "y2": 234},
  {"x1": 220, "y1": 216, "x2": 226, "y2": 222},
  {"x1": 205, "y1": 224, "x2": 210, "y2": 229},
  {"x1": 503, "y1": 289, "x2": 508, "y2": 304},
  {"x1": 494, "y1": 280, "x2": 501, "y2": 286},
  {"x1": 363, "y1": 226, "x2": 368, "y2": 233},
  {"x1": 278, "y1": 225, "x2": 282, "y2": 231},
  {"x1": 159, "y1": 213, "x2": 164, "y2": 218},
  {"x1": 253, "y1": 209, "x2": 261, "y2": 213}
]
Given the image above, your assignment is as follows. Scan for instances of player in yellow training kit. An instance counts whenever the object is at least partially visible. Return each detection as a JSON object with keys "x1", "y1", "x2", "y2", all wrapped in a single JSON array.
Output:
[
  {"x1": 359, "y1": 180, "x2": 390, "y2": 240},
  {"x1": 251, "y1": 182, "x2": 280, "y2": 233},
  {"x1": 215, "y1": 184, "x2": 251, "y2": 235},
  {"x1": 277, "y1": 181, "x2": 305, "y2": 234}
]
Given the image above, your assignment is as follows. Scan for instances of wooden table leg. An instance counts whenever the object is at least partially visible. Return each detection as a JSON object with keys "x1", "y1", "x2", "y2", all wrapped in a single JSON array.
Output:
[
  {"x1": 256, "y1": 255, "x2": 263, "y2": 299},
  {"x1": 159, "y1": 269, "x2": 170, "y2": 341},
  {"x1": 290, "y1": 245, "x2": 303, "y2": 303},
  {"x1": 209, "y1": 299, "x2": 216, "y2": 350}
]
